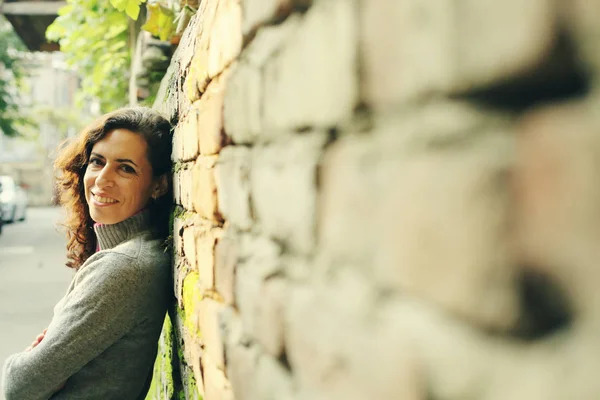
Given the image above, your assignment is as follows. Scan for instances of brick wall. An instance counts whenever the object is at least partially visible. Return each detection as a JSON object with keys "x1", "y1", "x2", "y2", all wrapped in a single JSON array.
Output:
[{"x1": 147, "y1": 1, "x2": 600, "y2": 399}]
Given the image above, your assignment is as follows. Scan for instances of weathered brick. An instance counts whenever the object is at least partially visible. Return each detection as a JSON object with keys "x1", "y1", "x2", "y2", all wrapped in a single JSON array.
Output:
[
  {"x1": 172, "y1": 124, "x2": 185, "y2": 163},
  {"x1": 184, "y1": 339, "x2": 206, "y2": 399},
  {"x1": 198, "y1": 298, "x2": 227, "y2": 369},
  {"x1": 198, "y1": 69, "x2": 231, "y2": 155},
  {"x1": 173, "y1": 169, "x2": 183, "y2": 205},
  {"x1": 192, "y1": 155, "x2": 222, "y2": 222},
  {"x1": 224, "y1": 16, "x2": 301, "y2": 144},
  {"x1": 515, "y1": 101, "x2": 600, "y2": 315},
  {"x1": 262, "y1": 0, "x2": 357, "y2": 132},
  {"x1": 319, "y1": 104, "x2": 520, "y2": 330},
  {"x1": 184, "y1": 0, "x2": 219, "y2": 100},
  {"x1": 255, "y1": 278, "x2": 286, "y2": 357},
  {"x1": 181, "y1": 216, "x2": 221, "y2": 290},
  {"x1": 223, "y1": 61, "x2": 262, "y2": 145},
  {"x1": 202, "y1": 354, "x2": 235, "y2": 400},
  {"x1": 207, "y1": 0, "x2": 243, "y2": 79},
  {"x1": 285, "y1": 272, "x2": 424, "y2": 400},
  {"x1": 361, "y1": 0, "x2": 556, "y2": 107},
  {"x1": 177, "y1": 343, "x2": 205, "y2": 400},
  {"x1": 186, "y1": 0, "x2": 241, "y2": 97},
  {"x1": 182, "y1": 225, "x2": 198, "y2": 272},
  {"x1": 196, "y1": 224, "x2": 223, "y2": 291},
  {"x1": 254, "y1": 355, "x2": 295, "y2": 400},
  {"x1": 226, "y1": 341, "x2": 261, "y2": 400},
  {"x1": 241, "y1": 0, "x2": 293, "y2": 37},
  {"x1": 215, "y1": 146, "x2": 253, "y2": 231},
  {"x1": 251, "y1": 132, "x2": 326, "y2": 255},
  {"x1": 215, "y1": 230, "x2": 238, "y2": 305},
  {"x1": 180, "y1": 166, "x2": 195, "y2": 211},
  {"x1": 219, "y1": 306, "x2": 261, "y2": 400},
  {"x1": 174, "y1": 104, "x2": 201, "y2": 161},
  {"x1": 235, "y1": 235, "x2": 281, "y2": 336},
  {"x1": 173, "y1": 216, "x2": 185, "y2": 256},
  {"x1": 364, "y1": 295, "x2": 600, "y2": 400}
]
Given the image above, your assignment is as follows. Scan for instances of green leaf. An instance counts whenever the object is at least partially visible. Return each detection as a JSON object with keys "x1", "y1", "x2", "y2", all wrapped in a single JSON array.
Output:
[
  {"x1": 110, "y1": 0, "x2": 146, "y2": 20},
  {"x1": 141, "y1": 2, "x2": 175, "y2": 41},
  {"x1": 125, "y1": 0, "x2": 141, "y2": 20}
]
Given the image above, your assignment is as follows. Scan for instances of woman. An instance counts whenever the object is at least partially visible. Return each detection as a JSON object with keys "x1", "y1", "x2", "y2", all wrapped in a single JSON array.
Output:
[{"x1": 2, "y1": 107, "x2": 174, "y2": 400}]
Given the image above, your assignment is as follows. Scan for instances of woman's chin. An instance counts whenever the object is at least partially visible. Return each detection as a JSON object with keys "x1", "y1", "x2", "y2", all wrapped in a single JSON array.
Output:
[{"x1": 90, "y1": 209, "x2": 124, "y2": 225}]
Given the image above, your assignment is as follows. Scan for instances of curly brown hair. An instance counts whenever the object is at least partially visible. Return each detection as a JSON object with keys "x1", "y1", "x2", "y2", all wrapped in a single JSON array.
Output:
[{"x1": 54, "y1": 106, "x2": 173, "y2": 269}]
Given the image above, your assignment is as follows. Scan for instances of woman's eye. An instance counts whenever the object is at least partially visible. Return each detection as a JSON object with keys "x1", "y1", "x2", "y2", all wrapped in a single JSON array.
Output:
[
  {"x1": 89, "y1": 158, "x2": 103, "y2": 166},
  {"x1": 121, "y1": 165, "x2": 136, "y2": 174}
]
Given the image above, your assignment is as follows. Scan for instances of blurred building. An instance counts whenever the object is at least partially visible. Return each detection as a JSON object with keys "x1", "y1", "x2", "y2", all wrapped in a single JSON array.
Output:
[{"x1": 0, "y1": 52, "x2": 80, "y2": 206}]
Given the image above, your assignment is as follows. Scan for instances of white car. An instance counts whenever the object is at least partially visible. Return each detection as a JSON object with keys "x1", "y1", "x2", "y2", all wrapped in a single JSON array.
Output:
[{"x1": 0, "y1": 175, "x2": 28, "y2": 223}]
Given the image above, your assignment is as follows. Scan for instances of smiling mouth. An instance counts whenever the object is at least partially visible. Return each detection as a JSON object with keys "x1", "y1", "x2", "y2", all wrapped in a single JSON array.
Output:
[{"x1": 92, "y1": 193, "x2": 118, "y2": 204}]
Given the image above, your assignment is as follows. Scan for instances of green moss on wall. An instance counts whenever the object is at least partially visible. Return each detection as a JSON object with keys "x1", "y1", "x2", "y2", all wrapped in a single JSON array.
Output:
[
  {"x1": 145, "y1": 314, "x2": 176, "y2": 399},
  {"x1": 182, "y1": 271, "x2": 203, "y2": 338}
]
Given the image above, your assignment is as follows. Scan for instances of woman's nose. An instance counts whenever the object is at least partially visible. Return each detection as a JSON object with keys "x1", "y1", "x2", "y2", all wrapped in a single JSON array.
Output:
[{"x1": 95, "y1": 166, "x2": 115, "y2": 188}]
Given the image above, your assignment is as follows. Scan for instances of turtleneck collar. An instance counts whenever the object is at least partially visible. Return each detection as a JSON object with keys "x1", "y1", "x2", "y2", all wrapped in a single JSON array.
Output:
[{"x1": 93, "y1": 209, "x2": 153, "y2": 251}]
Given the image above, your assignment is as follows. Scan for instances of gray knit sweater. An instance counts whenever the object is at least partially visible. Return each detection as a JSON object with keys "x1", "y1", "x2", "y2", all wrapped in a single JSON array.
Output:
[{"x1": 2, "y1": 210, "x2": 171, "y2": 400}]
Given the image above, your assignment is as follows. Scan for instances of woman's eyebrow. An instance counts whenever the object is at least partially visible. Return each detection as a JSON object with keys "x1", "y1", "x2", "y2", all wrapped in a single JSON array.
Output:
[
  {"x1": 116, "y1": 158, "x2": 138, "y2": 167},
  {"x1": 91, "y1": 152, "x2": 138, "y2": 167}
]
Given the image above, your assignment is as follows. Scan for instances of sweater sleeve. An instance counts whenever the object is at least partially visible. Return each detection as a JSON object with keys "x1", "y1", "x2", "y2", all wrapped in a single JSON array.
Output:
[{"x1": 2, "y1": 253, "x2": 148, "y2": 400}]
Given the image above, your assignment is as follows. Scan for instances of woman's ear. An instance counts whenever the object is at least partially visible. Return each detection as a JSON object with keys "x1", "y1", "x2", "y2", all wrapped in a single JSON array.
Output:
[{"x1": 153, "y1": 174, "x2": 169, "y2": 198}]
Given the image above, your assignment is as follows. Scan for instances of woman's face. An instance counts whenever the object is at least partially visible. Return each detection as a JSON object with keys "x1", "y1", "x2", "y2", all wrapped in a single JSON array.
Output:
[{"x1": 84, "y1": 128, "x2": 158, "y2": 225}]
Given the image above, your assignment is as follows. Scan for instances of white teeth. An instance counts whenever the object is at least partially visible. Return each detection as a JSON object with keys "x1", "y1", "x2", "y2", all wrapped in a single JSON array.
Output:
[{"x1": 94, "y1": 194, "x2": 117, "y2": 204}]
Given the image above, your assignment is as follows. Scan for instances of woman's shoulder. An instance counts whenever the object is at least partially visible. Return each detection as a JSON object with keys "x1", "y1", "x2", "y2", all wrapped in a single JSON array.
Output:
[
  {"x1": 110, "y1": 232, "x2": 169, "y2": 261},
  {"x1": 82, "y1": 233, "x2": 170, "y2": 277}
]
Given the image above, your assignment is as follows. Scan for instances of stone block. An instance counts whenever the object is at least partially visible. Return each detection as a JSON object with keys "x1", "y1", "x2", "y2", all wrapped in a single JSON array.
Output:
[
  {"x1": 515, "y1": 101, "x2": 600, "y2": 315},
  {"x1": 202, "y1": 354, "x2": 235, "y2": 400},
  {"x1": 185, "y1": 0, "x2": 219, "y2": 100},
  {"x1": 179, "y1": 351, "x2": 205, "y2": 400},
  {"x1": 285, "y1": 272, "x2": 420, "y2": 400},
  {"x1": 251, "y1": 132, "x2": 326, "y2": 255},
  {"x1": 215, "y1": 146, "x2": 253, "y2": 231},
  {"x1": 219, "y1": 306, "x2": 260, "y2": 399},
  {"x1": 319, "y1": 105, "x2": 520, "y2": 331},
  {"x1": 235, "y1": 235, "x2": 281, "y2": 337},
  {"x1": 174, "y1": 104, "x2": 201, "y2": 162},
  {"x1": 173, "y1": 216, "x2": 185, "y2": 257},
  {"x1": 223, "y1": 61, "x2": 262, "y2": 145},
  {"x1": 226, "y1": 341, "x2": 261, "y2": 400},
  {"x1": 207, "y1": 0, "x2": 243, "y2": 79},
  {"x1": 197, "y1": 224, "x2": 223, "y2": 291},
  {"x1": 215, "y1": 229, "x2": 239, "y2": 305},
  {"x1": 172, "y1": 124, "x2": 185, "y2": 163},
  {"x1": 182, "y1": 225, "x2": 198, "y2": 272},
  {"x1": 235, "y1": 264, "x2": 265, "y2": 339},
  {"x1": 254, "y1": 355, "x2": 295, "y2": 400},
  {"x1": 198, "y1": 69, "x2": 231, "y2": 156},
  {"x1": 262, "y1": 0, "x2": 358, "y2": 132},
  {"x1": 361, "y1": 0, "x2": 556, "y2": 107},
  {"x1": 173, "y1": 260, "x2": 188, "y2": 309},
  {"x1": 255, "y1": 278, "x2": 287, "y2": 357},
  {"x1": 180, "y1": 166, "x2": 195, "y2": 211},
  {"x1": 192, "y1": 155, "x2": 222, "y2": 222},
  {"x1": 173, "y1": 169, "x2": 183, "y2": 205},
  {"x1": 199, "y1": 298, "x2": 227, "y2": 370},
  {"x1": 224, "y1": 15, "x2": 301, "y2": 144},
  {"x1": 242, "y1": 0, "x2": 293, "y2": 36}
]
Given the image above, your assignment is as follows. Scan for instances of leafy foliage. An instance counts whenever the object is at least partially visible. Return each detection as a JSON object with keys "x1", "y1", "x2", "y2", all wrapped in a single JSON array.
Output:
[
  {"x1": 109, "y1": 0, "x2": 146, "y2": 21},
  {"x1": 46, "y1": 0, "x2": 131, "y2": 112},
  {"x1": 142, "y1": 3, "x2": 176, "y2": 41},
  {"x1": 0, "y1": 16, "x2": 35, "y2": 137}
]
